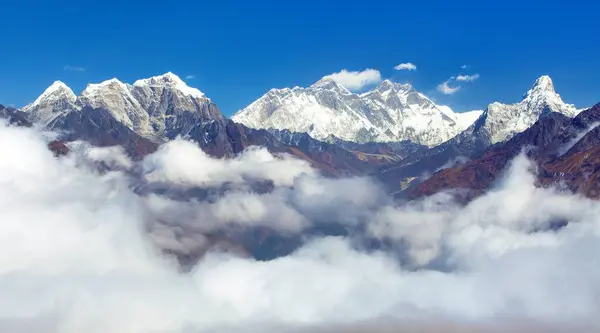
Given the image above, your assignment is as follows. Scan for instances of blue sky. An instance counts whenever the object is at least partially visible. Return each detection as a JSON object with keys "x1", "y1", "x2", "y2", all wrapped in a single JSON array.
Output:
[{"x1": 1, "y1": 0, "x2": 599, "y2": 116}]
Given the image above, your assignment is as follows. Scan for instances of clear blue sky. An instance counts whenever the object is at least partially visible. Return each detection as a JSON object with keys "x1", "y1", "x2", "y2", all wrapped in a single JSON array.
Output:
[{"x1": 1, "y1": 0, "x2": 599, "y2": 116}]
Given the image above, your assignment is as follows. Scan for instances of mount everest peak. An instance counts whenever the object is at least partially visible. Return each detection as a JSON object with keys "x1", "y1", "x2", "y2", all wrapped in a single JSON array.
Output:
[
  {"x1": 310, "y1": 77, "x2": 352, "y2": 94},
  {"x1": 233, "y1": 78, "x2": 483, "y2": 146}
]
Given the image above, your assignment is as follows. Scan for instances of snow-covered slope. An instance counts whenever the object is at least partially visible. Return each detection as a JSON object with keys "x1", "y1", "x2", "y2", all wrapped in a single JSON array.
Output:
[
  {"x1": 482, "y1": 75, "x2": 578, "y2": 144},
  {"x1": 233, "y1": 78, "x2": 389, "y2": 143},
  {"x1": 21, "y1": 81, "x2": 77, "y2": 125},
  {"x1": 232, "y1": 78, "x2": 482, "y2": 146},
  {"x1": 359, "y1": 80, "x2": 483, "y2": 146},
  {"x1": 446, "y1": 108, "x2": 483, "y2": 130},
  {"x1": 22, "y1": 73, "x2": 221, "y2": 141}
]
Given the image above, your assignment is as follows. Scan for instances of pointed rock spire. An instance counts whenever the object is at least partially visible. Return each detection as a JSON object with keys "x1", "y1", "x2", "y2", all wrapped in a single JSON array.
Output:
[{"x1": 523, "y1": 75, "x2": 556, "y2": 100}]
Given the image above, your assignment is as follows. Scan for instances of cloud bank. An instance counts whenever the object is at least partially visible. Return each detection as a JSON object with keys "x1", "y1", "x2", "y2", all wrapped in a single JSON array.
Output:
[
  {"x1": 0, "y1": 122, "x2": 599, "y2": 333},
  {"x1": 322, "y1": 69, "x2": 382, "y2": 91}
]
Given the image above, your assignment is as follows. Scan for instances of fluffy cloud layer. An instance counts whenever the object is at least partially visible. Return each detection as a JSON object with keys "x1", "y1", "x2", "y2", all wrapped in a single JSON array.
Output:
[
  {"x1": 0, "y1": 122, "x2": 599, "y2": 333},
  {"x1": 142, "y1": 140, "x2": 315, "y2": 188},
  {"x1": 394, "y1": 62, "x2": 417, "y2": 71},
  {"x1": 322, "y1": 69, "x2": 382, "y2": 91}
]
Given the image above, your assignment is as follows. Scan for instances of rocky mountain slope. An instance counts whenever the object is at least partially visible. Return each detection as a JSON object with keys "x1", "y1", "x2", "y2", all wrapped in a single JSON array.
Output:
[
  {"x1": 377, "y1": 76, "x2": 580, "y2": 192},
  {"x1": 0, "y1": 104, "x2": 32, "y2": 127},
  {"x1": 411, "y1": 102, "x2": 600, "y2": 201},
  {"x1": 21, "y1": 80, "x2": 77, "y2": 125},
  {"x1": 233, "y1": 78, "x2": 482, "y2": 146},
  {"x1": 23, "y1": 73, "x2": 221, "y2": 142}
]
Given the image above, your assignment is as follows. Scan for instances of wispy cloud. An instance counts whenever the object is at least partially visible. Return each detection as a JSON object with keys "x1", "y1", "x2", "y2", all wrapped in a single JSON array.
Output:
[
  {"x1": 437, "y1": 79, "x2": 461, "y2": 95},
  {"x1": 322, "y1": 69, "x2": 382, "y2": 91},
  {"x1": 456, "y1": 73, "x2": 480, "y2": 82},
  {"x1": 185, "y1": 75, "x2": 195, "y2": 80},
  {"x1": 461, "y1": 64, "x2": 469, "y2": 69},
  {"x1": 63, "y1": 65, "x2": 86, "y2": 72},
  {"x1": 394, "y1": 62, "x2": 417, "y2": 71}
]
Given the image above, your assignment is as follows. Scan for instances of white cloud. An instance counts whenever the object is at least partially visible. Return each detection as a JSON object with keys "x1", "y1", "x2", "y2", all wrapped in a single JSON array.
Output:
[
  {"x1": 185, "y1": 75, "x2": 195, "y2": 80},
  {"x1": 0, "y1": 123, "x2": 600, "y2": 332},
  {"x1": 142, "y1": 139, "x2": 316, "y2": 187},
  {"x1": 322, "y1": 69, "x2": 382, "y2": 91},
  {"x1": 456, "y1": 73, "x2": 480, "y2": 82},
  {"x1": 63, "y1": 65, "x2": 86, "y2": 72},
  {"x1": 67, "y1": 141, "x2": 133, "y2": 169},
  {"x1": 559, "y1": 122, "x2": 600, "y2": 155},
  {"x1": 461, "y1": 64, "x2": 469, "y2": 69},
  {"x1": 437, "y1": 80, "x2": 461, "y2": 95},
  {"x1": 394, "y1": 62, "x2": 417, "y2": 71}
]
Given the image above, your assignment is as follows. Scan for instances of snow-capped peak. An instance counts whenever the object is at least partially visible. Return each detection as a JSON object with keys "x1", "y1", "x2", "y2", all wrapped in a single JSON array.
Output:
[
  {"x1": 133, "y1": 72, "x2": 206, "y2": 99},
  {"x1": 374, "y1": 79, "x2": 412, "y2": 93},
  {"x1": 520, "y1": 75, "x2": 576, "y2": 114},
  {"x1": 29, "y1": 80, "x2": 76, "y2": 106},
  {"x1": 310, "y1": 77, "x2": 352, "y2": 94},
  {"x1": 523, "y1": 75, "x2": 556, "y2": 99},
  {"x1": 21, "y1": 80, "x2": 78, "y2": 125},
  {"x1": 81, "y1": 78, "x2": 129, "y2": 97},
  {"x1": 482, "y1": 75, "x2": 579, "y2": 144},
  {"x1": 21, "y1": 73, "x2": 220, "y2": 143}
]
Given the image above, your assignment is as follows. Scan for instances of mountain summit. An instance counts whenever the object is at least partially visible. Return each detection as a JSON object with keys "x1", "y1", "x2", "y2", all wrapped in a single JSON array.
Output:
[
  {"x1": 232, "y1": 78, "x2": 482, "y2": 146},
  {"x1": 22, "y1": 81, "x2": 77, "y2": 125},
  {"x1": 22, "y1": 73, "x2": 221, "y2": 141},
  {"x1": 482, "y1": 75, "x2": 578, "y2": 144}
]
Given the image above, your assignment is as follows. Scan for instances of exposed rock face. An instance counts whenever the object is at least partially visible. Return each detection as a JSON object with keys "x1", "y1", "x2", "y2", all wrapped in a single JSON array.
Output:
[
  {"x1": 0, "y1": 104, "x2": 32, "y2": 127},
  {"x1": 47, "y1": 107, "x2": 159, "y2": 159},
  {"x1": 22, "y1": 73, "x2": 220, "y2": 142}
]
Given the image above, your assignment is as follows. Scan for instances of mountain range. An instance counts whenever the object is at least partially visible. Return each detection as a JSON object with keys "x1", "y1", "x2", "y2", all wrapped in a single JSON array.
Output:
[
  {"x1": 3, "y1": 72, "x2": 600, "y2": 262},
  {"x1": 3, "y1": 72, "x2": 592, "y2": 202},
  {"x1": 22, "y1": 73, "x2": 223, "y2": 142},
  {"x1": 232, "y1": 78, "x2": 482, "y2": 146},
  {"x1": 14, "y1": 73, "x2": 411, "y2": 175}
]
